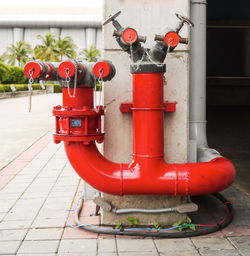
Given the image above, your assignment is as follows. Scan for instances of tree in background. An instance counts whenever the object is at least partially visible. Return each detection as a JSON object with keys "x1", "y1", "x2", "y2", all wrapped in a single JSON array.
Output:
[
  {"x1": 34, "y1": 34, "x2": 59, "y2": 62},
  {"x1": 1, "y1": 41, "x2": 32, "y2": 67},
  {"x1": 57, "y1": 35, "x2": 77, "y2": 61},
  {"x1": 80, "y1": 45, "x2": 100, "y2": 62}
]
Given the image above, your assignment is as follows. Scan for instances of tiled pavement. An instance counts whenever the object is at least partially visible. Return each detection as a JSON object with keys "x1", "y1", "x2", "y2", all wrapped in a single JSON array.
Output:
[{"x1": 0, "y1": 132, "x2": 250, "y2": 255}]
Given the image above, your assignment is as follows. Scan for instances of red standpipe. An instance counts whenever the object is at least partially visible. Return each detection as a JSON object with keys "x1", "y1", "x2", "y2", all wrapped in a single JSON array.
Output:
[{"x1": 62, "y1": 70, "x2": 235, "y2": 196}]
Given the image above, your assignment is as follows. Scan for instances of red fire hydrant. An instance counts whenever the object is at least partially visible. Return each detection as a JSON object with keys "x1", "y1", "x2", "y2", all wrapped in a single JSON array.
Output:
[{"x1": 23, "y1": 12, "x2": 235, "y2": 196}]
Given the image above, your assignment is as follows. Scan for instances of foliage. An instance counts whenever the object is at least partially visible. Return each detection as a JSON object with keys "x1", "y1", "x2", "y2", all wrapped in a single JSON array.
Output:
[
  {"x1": 0, "y1": 62, "x2": 10, "y2": 83},
  {"x1": 0, "y1": 62, "x2": 27, "y2": 84},
  {"x1": 80, "y1": 45, "x2": 100, "y2": 62},
  {"x1": 152, "y1": 223, "x2": 165, "y2": 230},
  {"x1": 172, "y1": 217, "x2": 196, "y2": 231},
  {"x1": 127, "y1": 217, "x2": 139, "y2": 227},
  {"x1": 114, "y1": 222, "x2": 123, "y2": 230},
  {"x1": 34, "y1": 33, "x2": 78, "y2": 62},
  {"x1": 53, "y1": 84, "x2": 62, "y2": 93},
  {"x1": 1, "y1": 41, "x2": 32, "y2": 67},
  {"x1": 34, "y1": 34, "x2": 59, "y2": 62},
  {"x1": 2, "y1": 66, "x2": 28, "y2": 84},
  {"x1": 0, "y1": 83, "x2": 61, "y2": 93},
  {"x1": 57, "y1": 35, "x2": 77, "y2": 61}
]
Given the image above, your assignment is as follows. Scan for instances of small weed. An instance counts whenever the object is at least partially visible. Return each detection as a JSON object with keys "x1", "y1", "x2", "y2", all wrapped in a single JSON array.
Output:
[
  {"x1": 114, "y1": 222, "x2": 123, "y2": 230},
  {"x1": 127, "y1": 217, "x2": 139, "y2": 227},
  {"x1": 172, "y1": 217, "x2": 196, "y2": 231},
  {"x1": 152, "y1": 222, "x2": 165, "y2": 230}
]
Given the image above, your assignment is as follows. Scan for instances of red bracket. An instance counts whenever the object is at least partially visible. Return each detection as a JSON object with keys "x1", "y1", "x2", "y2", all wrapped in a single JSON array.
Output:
[{"x1": 120, "y1": 101, "x2": 177, "y2": 113}]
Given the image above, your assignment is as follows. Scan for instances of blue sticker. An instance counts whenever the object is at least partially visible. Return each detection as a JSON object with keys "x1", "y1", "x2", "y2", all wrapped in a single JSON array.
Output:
[{"x1": 71, "y1": 119, "x2": 82, "y2": 127}]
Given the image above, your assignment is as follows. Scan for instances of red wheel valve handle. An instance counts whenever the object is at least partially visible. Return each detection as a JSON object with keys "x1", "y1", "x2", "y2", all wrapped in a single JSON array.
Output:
[
  {"x1": 113, "y1": 28, "x2": 146, "y2": 45},
  {"x1": 24, "y1": 61, "x2": 57, "y2": 80},
  {"x1": 58, "y1": 60, "x2": 86, "y2": 80},
  {"x1": 92, "y1": 61, "x2": 116, "y2": 81}
]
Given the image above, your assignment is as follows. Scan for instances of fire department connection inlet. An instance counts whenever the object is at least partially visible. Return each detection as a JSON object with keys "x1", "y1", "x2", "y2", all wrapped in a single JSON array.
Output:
[{"x1": 24, "y1": 12, "x2": 235, "y2": 197}]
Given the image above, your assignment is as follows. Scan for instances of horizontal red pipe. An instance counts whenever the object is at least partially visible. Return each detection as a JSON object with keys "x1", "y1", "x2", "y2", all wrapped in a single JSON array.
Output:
[{"x1": 64, "y1": 142, "x2": 235, "y2": 195}]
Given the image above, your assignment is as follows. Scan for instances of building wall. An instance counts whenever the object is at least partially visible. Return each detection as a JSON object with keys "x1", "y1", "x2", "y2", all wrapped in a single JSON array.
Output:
[
  {"x1": 102, "y1": 0, "x2": 190, "y2": 225},
  {"x1": 0, "y1": 26, "x2": 102, "y2": 55}
]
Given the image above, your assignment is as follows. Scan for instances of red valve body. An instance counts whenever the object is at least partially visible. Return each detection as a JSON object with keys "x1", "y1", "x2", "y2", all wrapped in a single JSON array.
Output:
[
  {"x1": 164, "y1": 31, "x2": 180, "y2": 47},
  {"x1": 24, "y1": 61, "x2": 43, "y2": 79},
  {"x1": 58, "y1": 60, "x2": 86, "y2": 80},
  {"x1": 24, "y1": 61, "x2": 57, "y2": 80},
  {"x1": 92, "y1": 61, "x2": 116, "y2": 81},
  {"x1": 122, "y1": 27, "x2": 138, "y2": 44},
  {"x1": 53, "y1": 87, "x2": 104, "y2": 144}
]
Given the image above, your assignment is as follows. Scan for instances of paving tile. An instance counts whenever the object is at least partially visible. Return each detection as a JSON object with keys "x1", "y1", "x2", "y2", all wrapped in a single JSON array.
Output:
[
  {"x1": 117, "y1": 239, "x2": 157, "y2": 252},
  {"x1": 0, "y1": 199, "x2": 16, "y2": 213},
  {"x1": 0, "y1": 193, "x2": 20, "y2": 200},
  {"x1": 25, "y1": 228, "x2": 63, "y2": 240},
  {"x1": 98, "y1": 238, "x2": 117, "y2": 253},
  {"x1": 0, "y1": 212, "x2": 5, "y2": 221},
  {"x1": 160, "y1": 251, "x2": 199, "y2": 256},
  {"x1": 98, "y1": 253, "x2": 118, "y2": 256},
  {"x1": 31, "y1": 218, "x2": 66, "y2": 228},
  {"x1": 4, "y1": 206, "x2": 40, "y2": 221},
  {"x1": 191, "y1": 237, "x2": 235, "y2": 250},
  {"x1": 223, "y1": 227, "x2": 250, "y2": 237},
  {"x1": 119, "y1": 253, "x2": 159, "y2": 256},
  {"x1": 199, "y1": 249, "x2": 240, "y2": 256},
  {"x1": 17, "y1": 254, "x2": 56, "y2": 256},
  {"x1": 57, "y1": 253, "x2": 96, "y2": 256},
  {"x1": 36, "y1": 210, "x2": 67, "y2": 220},
  {"x1": 228, "y1": 236, "x2": 250, "y2": 256},
  {"x1": 20, "y1": 192, "x2": 49, "y2": 199},
  {"x1": 48, "y1": 191, "x2": 76, "y2": 198},
  {"x1": 0, "y1": 229, "x2": 27, "y2": 241},
  {"x1": 0, "y1": 220, "x2": 32, "y2": 230},
  {"x1": 154, "y1": 238, "x2": 195, "y2": 252},
  {"x1": 17, "y1": 240, "x2": 59, "y2": 254},
  {"x1": 0, "y1": 241, "x2": 21, "y2": 254},
  {"x1": 58, "y1": 239, "x2": 97, "y2": 253},
  {"x1": 62, "y1": 226, "x2": 98, "y2": 239}
]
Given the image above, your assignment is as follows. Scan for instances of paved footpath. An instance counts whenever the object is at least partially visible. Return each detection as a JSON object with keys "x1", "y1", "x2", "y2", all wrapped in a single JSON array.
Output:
[
  {"x1": 0, "y1": 95, "x2": 250, "y2": 255},
  {"x1": 0, "y1": 93, "x2": 61, "y2": 170}
]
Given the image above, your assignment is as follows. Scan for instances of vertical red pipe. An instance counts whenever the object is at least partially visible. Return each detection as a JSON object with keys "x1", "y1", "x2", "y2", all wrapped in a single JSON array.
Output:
[
  {"x1": 62, "y1": 88, "x2": 93, "y2": 109},
  {"x1": 133, "y1": 73, "x2": 164, "y2": 159}
]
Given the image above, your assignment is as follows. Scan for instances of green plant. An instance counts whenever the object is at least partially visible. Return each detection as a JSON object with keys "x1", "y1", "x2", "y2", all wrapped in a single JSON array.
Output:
[
  {"x1": 34, "y1": 33, "x2": 78, "y2": 62},
  {"x1": 1, "y1": 41, "x2": 32, "y2": 67},
  {"x1": 172, "y1": 217, "x2": 196, "y2": 231},
  {"x1": 2, "y1": 65, "x2": 28, "y2": 84},
  {"x1": 114, "y1": 222, "x2": 123, "y2": 230},
  {"x1": 34, "y1": 33, "x2": 60, "y2": 62},
  {"x1": 152, "y1": 222, "x2": 165, "y2": 230},
  {"x1": 127, "y1": 217, "x2": 139, "y2": 227},
  {"x1": 53, "y1": 84, "x2": 62, "y2": 93},
  {"x1": 0, "y1": 85, "x2": 5, "y2": 92},
  {"x1": 80, "y1": 46, "x2": 100, "y2": 62},
  {"x1": 57, "y1": 35, "x2": 77, "y2": 61},
  {"x1": 0, "y1": 62, "x2": 10, "y2": 83}
]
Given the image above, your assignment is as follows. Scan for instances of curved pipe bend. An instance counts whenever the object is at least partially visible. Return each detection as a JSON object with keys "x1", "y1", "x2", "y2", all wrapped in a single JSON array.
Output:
[{"x1": 64, "y1": 142, "x2": 235, "y2": 196}]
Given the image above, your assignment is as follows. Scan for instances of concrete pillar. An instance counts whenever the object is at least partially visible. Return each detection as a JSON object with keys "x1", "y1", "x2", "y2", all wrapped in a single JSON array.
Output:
[
  {"x1": 86, "y1": 28, "x2": 97, "y2": 49},
  {"x1": 102, "y1": 0, "x2": 190, "y2": 225}
]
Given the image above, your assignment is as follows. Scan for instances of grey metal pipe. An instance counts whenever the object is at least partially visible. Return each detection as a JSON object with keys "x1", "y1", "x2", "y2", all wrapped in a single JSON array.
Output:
[{"x1": 189, "y1": 0, "x2": 221, "y2": 162}]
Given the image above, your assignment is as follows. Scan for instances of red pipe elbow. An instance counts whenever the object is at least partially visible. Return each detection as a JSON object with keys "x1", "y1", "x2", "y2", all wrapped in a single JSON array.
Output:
[
  {"x1": 64, "y1": 142, "x2": 235, "y2": 196},
  {"x1": 56, "y1": 70, "x2": 235, "y2": 196}
]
